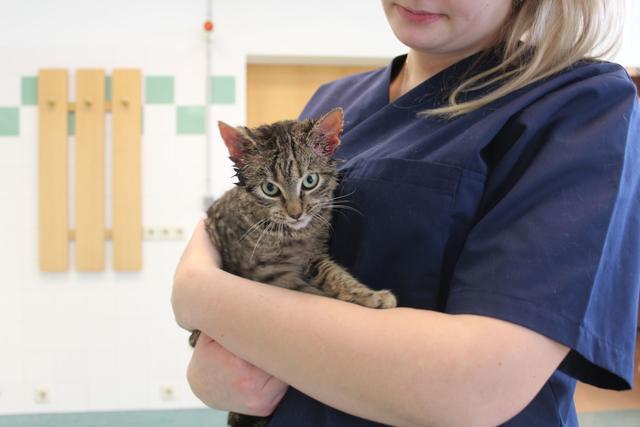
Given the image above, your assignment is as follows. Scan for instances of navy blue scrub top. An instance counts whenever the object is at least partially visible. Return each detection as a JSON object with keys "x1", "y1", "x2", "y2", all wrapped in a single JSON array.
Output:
[{"x1": 268, "y1": 52, "x2": 640, "y2": 426}]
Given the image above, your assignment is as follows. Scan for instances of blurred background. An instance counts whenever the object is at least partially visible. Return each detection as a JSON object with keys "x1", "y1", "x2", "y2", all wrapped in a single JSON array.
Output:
[{"x1": 0, "y1": 1, "x2": 638, "y2": 426}]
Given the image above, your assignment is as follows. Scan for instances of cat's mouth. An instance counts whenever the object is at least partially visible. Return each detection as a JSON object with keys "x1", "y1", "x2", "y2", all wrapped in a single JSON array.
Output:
[{"x1": 285, "y1": 215, "x2": 312, "y2": 230}]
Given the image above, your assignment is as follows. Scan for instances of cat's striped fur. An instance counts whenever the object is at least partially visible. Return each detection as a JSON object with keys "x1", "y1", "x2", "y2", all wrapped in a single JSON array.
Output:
[{"x1": 188, "y1": 109, "x2": 396, "y2": 427}]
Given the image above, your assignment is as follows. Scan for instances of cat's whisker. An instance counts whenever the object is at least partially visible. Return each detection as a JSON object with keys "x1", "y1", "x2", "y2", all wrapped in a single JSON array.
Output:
[
  {"x1": 318, "y1": 202, "x2": 363, "y2": 217},
  {"x1": 306, "y1": 207, "x2": 330, "y2": 223},
  {"x1": 250, "y1": 221, "x2": 273, "y2": 262},
  {"x1": 279, "y1": 222, "x2": 286, "y2": 242},
  {"x1": 329, "y1": 209, "x2": 349, "y2": 220},
  {"x1": 327, "y1": 203, "x2": 362, "y2": 215},
  {"x1": 327, "y1": 189, "x2": 356, "y2": 201},
  {"x1": 238, "y1": 218, "x2": 268, "y2": 242},
  {"x1": 311, "y1": 212, "x2": 333, "y2": 232},
  {"x1": 316, "y1": 204, "x2": 349, "y2": 219},
  {"x1": 319, "y1": 198, "x2": 357, "y2": 208}
]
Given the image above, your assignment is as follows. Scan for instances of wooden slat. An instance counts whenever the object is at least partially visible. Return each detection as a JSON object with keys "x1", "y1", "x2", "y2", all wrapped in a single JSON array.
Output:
[
  {"x1": 38, "y1": 69, "x2": 69, "y2": 271},
  {"x1": 75, "y1": 69, "x2": 105, "y2": 271},
  {"x1": 112, "y1": 69, "x2": 142, "y2": 271}
]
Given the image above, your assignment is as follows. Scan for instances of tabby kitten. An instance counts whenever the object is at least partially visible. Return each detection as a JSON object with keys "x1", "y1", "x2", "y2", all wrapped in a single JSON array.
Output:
[{"x1": 189, "y1": 108, "x2": 397, "y2": 427}]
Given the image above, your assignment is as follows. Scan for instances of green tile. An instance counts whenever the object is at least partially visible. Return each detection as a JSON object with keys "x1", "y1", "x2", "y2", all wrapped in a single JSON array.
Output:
[
  {"x1": 145, "y1": 76, "x2": 174, "y2": 104},
  {"x1": 210, "y1": 75, "x2": 235, "y2": 104},
  {"x1": 0, "y1": 408, "x2": 228, "y2": 427},
  {"x1": 177, "y1": 105, "x2": 205, "y2": 134},
  {"x1": 105, "y1": 76, "x2": 112, "y2": 101},
  {"x1": 21, "y1": 76, "x2": 38, "y2": 105},
  {"x1": 68, "y1": 111, "x2": 75, "y2": 136},
  {"x1": 0, "y1": 107, "x2": 19, "y2": 136},
  {"x1": 578, "y1": 409, "x2": 640, "y2": 427}
]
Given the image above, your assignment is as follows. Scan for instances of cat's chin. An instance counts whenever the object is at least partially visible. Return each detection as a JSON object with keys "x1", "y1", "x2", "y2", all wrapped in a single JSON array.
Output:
[{"x1": 285, "y1": 215, "x2": 312, "y2": 231}]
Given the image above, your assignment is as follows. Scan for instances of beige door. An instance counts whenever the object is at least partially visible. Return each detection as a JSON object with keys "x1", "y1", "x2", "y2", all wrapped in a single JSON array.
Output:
[{"x1": 246, "y1": 64, "x2": 379, "y2": 127}]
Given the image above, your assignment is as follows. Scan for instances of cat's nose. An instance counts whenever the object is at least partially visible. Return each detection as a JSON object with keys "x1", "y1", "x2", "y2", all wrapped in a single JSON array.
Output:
[
  {"x1": 286, "y1": 201, "x2": 303, "y2": 220},
  {"x1": 289, "y1": 211, "x2": 302, "y2": 220}
]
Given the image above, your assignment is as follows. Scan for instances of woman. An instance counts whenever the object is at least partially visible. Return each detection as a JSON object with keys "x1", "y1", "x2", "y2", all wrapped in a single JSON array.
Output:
[{"x1": 172, "y1": 1, "x2": 640, "y2": 426}]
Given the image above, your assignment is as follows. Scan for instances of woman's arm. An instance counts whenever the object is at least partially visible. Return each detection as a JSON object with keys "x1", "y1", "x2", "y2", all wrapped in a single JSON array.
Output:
[{"x1": 173, "y1": 222, "x2": 569, "y2": 427}]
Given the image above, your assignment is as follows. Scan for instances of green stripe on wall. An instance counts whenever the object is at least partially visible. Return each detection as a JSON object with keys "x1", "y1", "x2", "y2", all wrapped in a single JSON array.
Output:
[
  {"x1": 21, "y1": 75, "x2": 113, "y2": 105},
  {"x1": 210, "y1": 76, "x2": 235, "y2": 104},
  {"x1": 578, "y1": 409, "x2": 640, "y2": 427},
  {"x1": 105, "y1": 76, "x2": 112, "y2": 102},
  {"x1": 0, "y1": 107, "x2": 19, "y2": 136},
  {"x1": 0, "y1": 408, "x2": 638, "y2": 426},
  {"x1": 0, "y1": 408, "x2": 228, "y2": 427},
  {"x1": 176, "y1": 105, "x2": 205, "y2": 134},
  {"x1": 68, "y1": 111, "x2": 75, "y2": 136},
  {"x1": 21, "y1": 76, "x2": 38, "y2": 105},
  {"x1": 146, "y1": 76, "x2": 174, "y2": 104}
]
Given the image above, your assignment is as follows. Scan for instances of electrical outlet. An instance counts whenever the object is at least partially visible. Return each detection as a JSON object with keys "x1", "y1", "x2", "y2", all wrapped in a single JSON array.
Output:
[
  {"x1": 34, "y1": 387, "x2": 50, "y2": 404},
  {"x1": 170, "y1": 227, "x2": 186, "y2": 239},
  {"x1": 159, "y1": 385, "x2": 176, "y2": 401},
  {"x1": 143, "y1": 226, "x2": 186, "y2": 241}
]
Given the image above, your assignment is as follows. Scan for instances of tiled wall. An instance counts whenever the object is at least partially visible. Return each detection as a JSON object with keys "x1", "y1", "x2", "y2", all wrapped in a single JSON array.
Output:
[
  {"x1": 0, "y1": 75, "x2": 236, "y2": 137},
  {"x1": 0, "y1": 41, "x2": 245, "y2": 416}
]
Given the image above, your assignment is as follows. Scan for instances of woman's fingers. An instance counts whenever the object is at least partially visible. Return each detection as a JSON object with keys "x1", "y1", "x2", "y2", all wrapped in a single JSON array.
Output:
[{"x1": 187, "y1": 332, "x2": 289, "y2": 416}]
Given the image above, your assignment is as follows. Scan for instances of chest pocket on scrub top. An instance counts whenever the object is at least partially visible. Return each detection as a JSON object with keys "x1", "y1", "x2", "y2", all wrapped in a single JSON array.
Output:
[{"x1": 329, "y1": 158, "x2": 461, "y2": 309}]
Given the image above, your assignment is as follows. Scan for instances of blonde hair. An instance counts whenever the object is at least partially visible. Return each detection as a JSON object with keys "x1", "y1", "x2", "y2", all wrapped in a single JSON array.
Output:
[{"x1": 424, "y1": 0, "x2": 625, "y2": 118}]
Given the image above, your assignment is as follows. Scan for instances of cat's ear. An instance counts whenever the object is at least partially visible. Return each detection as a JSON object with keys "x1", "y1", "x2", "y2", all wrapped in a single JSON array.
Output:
[
  {"x1": 310, "y1": 107, "x2": 344, "y2": 158},
  {"x1": 218, "y1": 121, "x2": 254, "y2": 165}
]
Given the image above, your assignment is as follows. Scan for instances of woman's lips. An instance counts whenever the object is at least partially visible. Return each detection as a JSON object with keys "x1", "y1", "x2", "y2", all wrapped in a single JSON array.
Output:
[{"x1": 395, "y1": 4, "x2": 445, "y2": 24}]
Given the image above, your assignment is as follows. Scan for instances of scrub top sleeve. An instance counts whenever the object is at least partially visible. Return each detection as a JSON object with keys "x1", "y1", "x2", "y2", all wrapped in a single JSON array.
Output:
[{"x1": 445, "y1": 69, "x2": 640, "y2": 390}]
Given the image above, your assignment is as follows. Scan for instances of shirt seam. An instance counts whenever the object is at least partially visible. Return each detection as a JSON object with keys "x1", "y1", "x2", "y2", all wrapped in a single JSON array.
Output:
[{"x1": 426, "y1": 160, "x2": 487, "y2": 180}]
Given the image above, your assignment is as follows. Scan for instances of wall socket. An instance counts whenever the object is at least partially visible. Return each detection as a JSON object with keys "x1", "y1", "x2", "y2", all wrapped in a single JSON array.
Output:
[
  {"x1": 159, "y1": 385, "x2": 176, "y2": 401},
  {"x1": 143, "y1": 226, "x2": 185, "y2": 240},
  {"x1": 34, "y1": 387, "x2": 50, "y2": 404}
]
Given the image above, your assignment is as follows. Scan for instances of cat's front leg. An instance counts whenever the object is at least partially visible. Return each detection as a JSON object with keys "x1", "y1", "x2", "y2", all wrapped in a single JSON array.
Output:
[
  {"x1": 260, "y1": 270, "x2": 329, "y2": 297},
  {"x1": 306, "y1": 258, "x2": 397, "y2": 309}
]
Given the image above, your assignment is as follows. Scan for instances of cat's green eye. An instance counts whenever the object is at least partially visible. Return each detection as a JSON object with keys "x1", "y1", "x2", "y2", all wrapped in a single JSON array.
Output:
[
  {"x1": 302, "y1": 173, "x2": 319, "y2": 190},
  {"x1": 261, "y1": 181, "x2": 280, "y2": 197}
]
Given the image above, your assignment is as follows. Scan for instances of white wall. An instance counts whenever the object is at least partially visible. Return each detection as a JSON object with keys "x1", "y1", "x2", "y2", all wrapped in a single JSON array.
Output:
[
  {"x1": 619, "y1": 0, "x2": 640, "y2": 67},
  {"x1": 0, "y1": 0, "x2": 638, "y2": 417},
  {"x1": 0, "y1": 0, "x2": 402, "y2": 416}
]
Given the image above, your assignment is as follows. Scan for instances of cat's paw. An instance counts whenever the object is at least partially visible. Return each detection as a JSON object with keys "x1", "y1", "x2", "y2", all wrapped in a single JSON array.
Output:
[
  {"x1": 373, "y1": 289, "x2": 397, "y2": 308},
  {"x1": 354, "y1": 289, "x2": 397, "y2": 309},
  {"x1": 188, "y1": 330, "x2": 201, "y2": 348}
]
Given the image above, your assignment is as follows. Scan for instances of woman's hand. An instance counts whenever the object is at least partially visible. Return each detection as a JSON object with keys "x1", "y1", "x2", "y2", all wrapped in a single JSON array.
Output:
[
  {"x1": 172, "y1": 219, "x2": 222, "y2": 331},
  {"x1": 188, "y1": 332, "x2": 290, "y2": 416}
]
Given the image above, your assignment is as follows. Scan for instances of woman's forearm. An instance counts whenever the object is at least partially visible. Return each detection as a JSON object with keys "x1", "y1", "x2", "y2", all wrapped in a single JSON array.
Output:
[{"x1": 176, "y1": 263, "x2": 567, "y2": 427}]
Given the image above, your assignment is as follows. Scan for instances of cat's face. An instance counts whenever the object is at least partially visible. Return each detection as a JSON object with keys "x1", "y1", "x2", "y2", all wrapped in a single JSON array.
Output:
[
  {"x1": 218, "y1": 109, "x2": 343, "y2": 231},
  {"x1": 246, "y1": 143, "x2": 337, "y2": 230}
]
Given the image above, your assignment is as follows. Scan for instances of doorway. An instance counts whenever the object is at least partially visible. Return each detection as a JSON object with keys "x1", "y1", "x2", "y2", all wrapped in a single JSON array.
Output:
[{"x1": 246, "y1": 63, "x2": 379, "y2": 127}]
